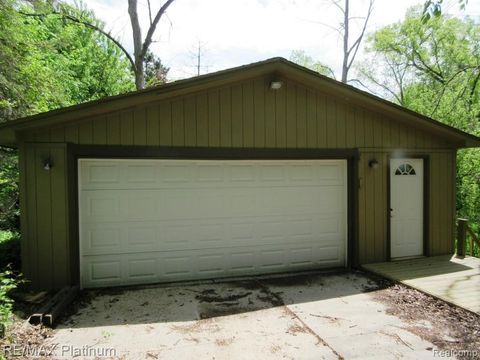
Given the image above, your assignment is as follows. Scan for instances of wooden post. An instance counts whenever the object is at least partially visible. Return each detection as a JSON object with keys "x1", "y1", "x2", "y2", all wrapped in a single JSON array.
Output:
[{"x1": 457, "y1": 218, "x2": 468, "y2": 258}]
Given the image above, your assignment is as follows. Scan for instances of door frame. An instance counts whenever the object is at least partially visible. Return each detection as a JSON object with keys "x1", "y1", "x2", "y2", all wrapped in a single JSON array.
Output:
[
  {"x1": 67, "y1": 144, "x2": 360, "y2": 286},
  {"x1": 387, "y1": 154, "x2": 429, "y2": 261}
]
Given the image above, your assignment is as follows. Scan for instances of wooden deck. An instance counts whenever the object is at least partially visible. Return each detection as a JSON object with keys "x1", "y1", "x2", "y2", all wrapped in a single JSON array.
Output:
[{"x1": 362, "y1": 255, "x2": 480, "y2": 314}]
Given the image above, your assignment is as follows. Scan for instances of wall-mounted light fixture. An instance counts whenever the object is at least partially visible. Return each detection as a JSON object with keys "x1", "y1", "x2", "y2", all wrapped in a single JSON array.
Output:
[
  {"x1": 43, "y1": 159, "x2": 53, "y2": 171},
  {"x1": 269, "y1": 81, "x2": 283, "y2": 90},
  {"x1": 368, "y1": 159, "x2": 379, "y2": 169}
]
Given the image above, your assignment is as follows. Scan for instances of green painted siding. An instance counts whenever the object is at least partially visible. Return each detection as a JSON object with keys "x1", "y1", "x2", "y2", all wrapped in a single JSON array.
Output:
[
  {"x1": 18, "y1": 75, "x2": 458, "y2": 290},
  {"x1": 19, "y1": 143, "x2": 70, "y2": 290}
]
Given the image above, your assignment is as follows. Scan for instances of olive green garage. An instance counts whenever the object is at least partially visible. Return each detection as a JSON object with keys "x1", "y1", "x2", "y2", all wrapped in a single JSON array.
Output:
[{"x1": 1, "y1": 58, "x2": 479, "y2": 290}]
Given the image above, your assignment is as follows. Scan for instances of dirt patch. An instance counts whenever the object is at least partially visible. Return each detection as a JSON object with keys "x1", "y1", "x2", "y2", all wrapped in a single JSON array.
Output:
[
  {"x1": 308, "y1": 314, "x2": 344, "y2": 324},
  {"x1": 198, "y1": 304, "x2": 255, "y2": 319},
  {"x1": 260, "y1": 273, "x2": 319, "y2": 287},
  {"x1": 215, "y1": 337, "x2": 234, "y2": 346},
  {"x1": 195, "y1": 289, "x2": 252, "y2": 303},
  {"x1": 170, "y1": 318, "x2": 221, "y2": 334},
  {"x1": 287, "y1": 323, "x2": 308, "y2": 335},
  {"x1": 373, "y1": 283, "x2": 480, "y2": 359},
  {"x1": 0, "y1": 316, "x2": 53, "y2": 359}
]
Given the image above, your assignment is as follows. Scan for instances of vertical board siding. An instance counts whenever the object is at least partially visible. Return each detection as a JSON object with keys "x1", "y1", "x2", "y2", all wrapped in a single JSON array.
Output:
[
  {"x1": 50, "y1": 147, "x2": 69, "y2": 288},
  {"x1": 219, "y1": 87, "x2": 232, "y2": 147},
  {"x1": 274, "y1": 83, "x2": 286, "y2": 147},
  {"x1": 197, "y1": 93, "x2": 209, "y2": 146},
  {"x1": 296, "y1": 87, "x2": 307, "y2": 148},
  {"x1": 159, "y1": 102, "x2": 172, "y2": 146},
  {"x1": 92, "y1": 117, "x2": 107, "y2": 145},
  {"x1": 133, "y1": 108, "x2": 147, "y2": 145},
  {"x1": 146, "y1": 104, "x2": 160, "y2": 146},
  {"x1": 208, "y1": 90, "x2": 221, "y2": 147},
  {"x1": 35, "y1": 146, "x2": 53, "y2": 289},
  {"x1": 21, "y1": 144, "x2": 69, "y2": 290},
  {"x1": 172, "y1": 99, "x2": 185, "y2": 146},
  {"x1": 358, "y1": 152, "x2": 367, "y2": 263},
  {"x1": 326, "y1": 98, "x2": 337, "y2": 148},
  {"x1": 316, "y1": 94, "x2": 327, "y2": 147},
  {"x1": 24, "y1": 146, "x2": 38, "y2": 286},
  {"x1": 242, "y1": 82, "x2": 255, "y2": 148},
  {"x1": 19, "y1": 76, "x2": 459, "y2": 289},
  {"x1": 336, "y1": 105, "x2": 346, "y2": 148},
  {"x1": 184, "y1": 96, "x2": 197, "y2": 146},
  {"x1": 21, "y1": 77, "x2": 452, "y2": 150},
  {"x1": 50, "y1": 127, "x2": 65, "y2": 143},
  {"x1": 306, "y1": 90, "x2": 317, "y2": 148},
  {"x1": 231, "y1": 84, "x2": 243, "y2": 147},
  {"x1": 120, "y1": 111, "x2": 134, "y2": 145},
  {"x1": 78, "y1": 120, "x2": 93, "y2": 144},
  {"x1": 253, "y1": 79, "x2": 265, "y2": 147},
  {"x1": 106, "y1": 114, "x2": 121, "y2": 145}
]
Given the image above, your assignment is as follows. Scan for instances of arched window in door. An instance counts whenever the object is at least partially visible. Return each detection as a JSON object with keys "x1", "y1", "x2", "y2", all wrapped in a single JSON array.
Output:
[{"x1": 394, "y1": 163, "x2": 416, "y2": 175}]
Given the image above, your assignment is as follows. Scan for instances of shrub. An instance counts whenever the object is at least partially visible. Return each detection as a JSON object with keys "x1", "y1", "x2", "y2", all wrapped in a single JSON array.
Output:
[
  {"x1": 0, "y1": 231, "x2": 20, "y2": 271},
  {"x1": 0, "y1": 269, "x2": 19, "y2": 338}
]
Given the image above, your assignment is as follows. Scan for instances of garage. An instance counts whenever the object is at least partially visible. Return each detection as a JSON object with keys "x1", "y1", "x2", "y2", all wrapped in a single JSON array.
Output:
[
  {"x1": 3, "y1": 58, "x2": 474, "y2": 290},
  {"x1": 79, "y1": 158, "x2": 348, "y2": 288}
]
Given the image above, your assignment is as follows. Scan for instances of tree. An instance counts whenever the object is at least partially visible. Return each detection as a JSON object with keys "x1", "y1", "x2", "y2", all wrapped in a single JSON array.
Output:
[
  {"x1": 128, "y1": 0, "x2": 175, "y2": 89},
  {"x1": 422, "y1": 0, "x2": 468, "y2": 22},
  {"x1": 0, "y1": 0, "x2": 136, "y2": 233},
  {"x1": 144, "y1": 50, "x2": 169, "y2": 87},
  {"x1": 357, "y1": 6, "x2": 480, "y2": 225},
  {"x1": 329, "y1": 0, "x2": 374, "y2": 83},
  {"x1": 19, "y1": 0, "x2": 175, "y2": 90},
  {"x1": 289, "y1": 50, "x2": 335, "y2": 78}
]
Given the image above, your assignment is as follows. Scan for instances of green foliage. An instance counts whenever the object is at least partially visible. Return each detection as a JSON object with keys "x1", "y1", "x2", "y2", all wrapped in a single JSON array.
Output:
[
  {"x1": 0, "y1": 269, "x2": 20, "y2": 338},
  {"x1": 358, "y1": 7, "x2": 480, "y2": 236},
  {"x1": 0, "y1": 231, "x2": 20, "y2": 271},
  {"x1": 0, "y1": 0, "x2": 135, "y2": 121},
  {"x1": 422, "y1": 0, "x2": 468, "y2": 22},
  {"x1": 0, "y1": 1, "x2": 137, "y2": 250},
  {"x1": 144, "y1": 50, "x2": 170, "y2": 87},
  {"x1": 0, "y1": 149, "x2": 19, "y2": 232},
  {"x1": 289, "y1": 50, "x2": 335, "y2": 79}
]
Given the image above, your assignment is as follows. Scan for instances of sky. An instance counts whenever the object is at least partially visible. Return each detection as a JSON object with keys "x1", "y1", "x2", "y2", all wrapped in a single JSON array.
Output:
[{"x1": 74, "y1": 0, "x2": 480, "y2": 80}]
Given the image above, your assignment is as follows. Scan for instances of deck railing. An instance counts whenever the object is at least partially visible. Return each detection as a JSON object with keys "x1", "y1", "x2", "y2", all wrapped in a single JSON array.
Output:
[{"x1": 457, "y1": 218, "x2": 480, "y2": 258}]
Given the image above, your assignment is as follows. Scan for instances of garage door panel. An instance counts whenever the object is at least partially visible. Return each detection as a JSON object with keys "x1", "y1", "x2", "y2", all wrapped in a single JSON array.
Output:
[
  {"x1": 81, "y1": 214, "x2": 345, "y2": 256},
  {"x1": 79, "y1": 159, "x2": 347, "y2": 288}
]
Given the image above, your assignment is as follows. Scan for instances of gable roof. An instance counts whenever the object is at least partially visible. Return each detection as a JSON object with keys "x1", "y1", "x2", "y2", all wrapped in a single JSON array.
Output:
[{"x1": 1, "y1": 57, "x2": 479, "y2": 148}]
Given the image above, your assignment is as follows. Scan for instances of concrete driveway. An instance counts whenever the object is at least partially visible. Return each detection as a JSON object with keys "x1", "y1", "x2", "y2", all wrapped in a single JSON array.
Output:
[{"x1": 49, "y1": 272, "x2": 445, "y2": 359}]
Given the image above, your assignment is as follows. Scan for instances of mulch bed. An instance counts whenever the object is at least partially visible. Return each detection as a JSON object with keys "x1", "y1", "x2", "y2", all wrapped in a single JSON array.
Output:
[{"x1": 373, "y1": 282, "x2": 480, "y2": 360}]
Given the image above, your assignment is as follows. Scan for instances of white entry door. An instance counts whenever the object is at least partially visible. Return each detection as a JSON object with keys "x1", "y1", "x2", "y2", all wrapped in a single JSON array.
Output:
[
  {"x1": 78, "y1": 159, "x2": 348, "y2": 288},
  {"x1": 390, "y1": 158, "x2": 424, "y2": 258}
]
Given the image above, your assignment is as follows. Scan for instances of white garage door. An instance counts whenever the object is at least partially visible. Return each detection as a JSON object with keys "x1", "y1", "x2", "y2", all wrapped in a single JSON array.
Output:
[{"x1": 79, "y1": 159, "x2": 348, "y2": 288}]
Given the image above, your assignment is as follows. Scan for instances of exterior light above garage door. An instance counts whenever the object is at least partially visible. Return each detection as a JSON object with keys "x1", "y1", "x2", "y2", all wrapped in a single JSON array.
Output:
[{"x1": 269, "y1": 81, "x2": 283, "y2": 90}]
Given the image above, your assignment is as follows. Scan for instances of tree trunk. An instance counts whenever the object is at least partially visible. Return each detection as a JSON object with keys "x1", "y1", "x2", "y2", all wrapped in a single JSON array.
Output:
[
  {"x1": 341, "y1": 0, "x2": 349, "y2": 83},
  {"x1": 128, "y1": 0, "x2": 145, "y2": 89}
]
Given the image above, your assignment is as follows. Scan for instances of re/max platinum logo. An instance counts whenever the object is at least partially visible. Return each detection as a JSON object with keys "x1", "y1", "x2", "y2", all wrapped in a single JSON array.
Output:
[{"x1": 2, "y1": 344, "x2": 117, "y2": 357}]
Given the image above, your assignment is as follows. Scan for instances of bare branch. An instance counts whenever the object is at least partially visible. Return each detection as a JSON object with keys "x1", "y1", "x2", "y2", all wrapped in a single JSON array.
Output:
[
  {"x1": 147, "y1": 0, "x2": 153, "y2": 26},
  {"x1": 141, "y1": 0, "x2": 176, "y2": 57},
  {"x1": 330, "y1": 0, "x2": 346, "y2": 15},
  {"x1": 18, "y1": 11, "x2": 136, "y2": 72},
  {"x1": 346, "y1": 0, "x2": 374, "y2": 70}
]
